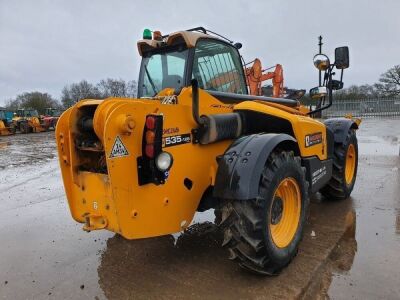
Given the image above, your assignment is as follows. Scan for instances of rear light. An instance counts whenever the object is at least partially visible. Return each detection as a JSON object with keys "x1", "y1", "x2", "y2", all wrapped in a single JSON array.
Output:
[
  {"x1": 155, "y1": 152, "x2": 173, "y2": 171},
  {"x1": 145, "y1": 144, "x2": 155, "y2": 158},
  {"x1": 143, "y1": 114, "x2": 162, "y2": 158},
  {"x1": 145, "y1": 116, "x2": 156, "y2": 130},
  {"x1": 145, "y1": 130, "x2": 155, "y2": 144},
  {"x1": 138, "y1": 114, "x2": 171, "y2": 185}
]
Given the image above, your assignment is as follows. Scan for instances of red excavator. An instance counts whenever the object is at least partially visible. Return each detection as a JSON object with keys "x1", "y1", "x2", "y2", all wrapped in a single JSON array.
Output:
[
  {"x1": 207, "y1": 58, "x2": 284, "y2": 98},
  {"x1": 245, "y1": 58, "x2": 284, "y2": 98}
]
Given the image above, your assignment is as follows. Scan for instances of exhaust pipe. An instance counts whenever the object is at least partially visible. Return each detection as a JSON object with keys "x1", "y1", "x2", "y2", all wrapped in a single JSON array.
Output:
[
  {"x1": 191, "y1": 79, "x2": 242, "y2": 145},
  {"x1": 191, "y1": 79, "x2": 205, "y2": 126}
]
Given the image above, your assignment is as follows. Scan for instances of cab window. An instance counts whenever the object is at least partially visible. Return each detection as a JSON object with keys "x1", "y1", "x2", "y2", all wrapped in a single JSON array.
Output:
[
  {"x1": 192, "y1": 39, "x2": 247, "y2": 94},
  {"x1": 139, "y1": 48, "x2": 188, "y2": 97}
]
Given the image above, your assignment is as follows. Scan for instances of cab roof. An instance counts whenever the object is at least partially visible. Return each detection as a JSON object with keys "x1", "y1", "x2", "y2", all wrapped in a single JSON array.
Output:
[{"x1": 137, "y1": 30, "x2": 223, "y2": 56}]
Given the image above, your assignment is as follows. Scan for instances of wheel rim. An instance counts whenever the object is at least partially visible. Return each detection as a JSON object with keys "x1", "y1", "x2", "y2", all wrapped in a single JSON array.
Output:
[
  {"x1": 270, "y1": 177, "x2": 301, "y2": 248},
  {"x1": 345, "y1": 144, "x2": 356, "y2": 185}
]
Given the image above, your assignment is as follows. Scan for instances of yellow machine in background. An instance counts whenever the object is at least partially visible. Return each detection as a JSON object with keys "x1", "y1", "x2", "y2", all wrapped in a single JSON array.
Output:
[
  {"x1": 0, "y1": 109, "x2": 16, "y2": 136},
  {"x1": 13, "y1": 109, "x2": 48, "y2": 133},
  {"x1": 56, "y1": 27, "x2": 359, "y2": 275}
]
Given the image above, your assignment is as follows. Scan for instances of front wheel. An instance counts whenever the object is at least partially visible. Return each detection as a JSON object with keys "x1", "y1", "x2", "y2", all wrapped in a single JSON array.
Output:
[
  {"x1": 10, "y1": 124, "x2": 16, "y2": 134},
  {"x1": 321, "y1": 129, "x2": 358, "y2": 200},
  {"x1": 219, "y1": 150, "x2": 309, "y2": 275},
  {"x1": 19, "y1": 122, "x2": 29, "y2": 134}
]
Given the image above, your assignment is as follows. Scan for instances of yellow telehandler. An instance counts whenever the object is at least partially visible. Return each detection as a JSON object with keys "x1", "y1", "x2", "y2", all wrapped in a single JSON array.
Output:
[
  {"x1": 13, "y1": 108, "x2": 49, "y2": 133},
  {"x1": 56, "y1": 27, "x2": 358, "y2": 275}
]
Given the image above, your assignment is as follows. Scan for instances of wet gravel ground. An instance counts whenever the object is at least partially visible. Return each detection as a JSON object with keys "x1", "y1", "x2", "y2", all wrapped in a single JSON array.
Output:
[
  {"x1": 0, "y1": 133, "x2": 56, "y2": 170},
  {"x1": 0, "y1": 118, "x2": 399, "y2": 299},
  {"x1": 327, "y1": 118, "x2": 400, "y2": 299}
]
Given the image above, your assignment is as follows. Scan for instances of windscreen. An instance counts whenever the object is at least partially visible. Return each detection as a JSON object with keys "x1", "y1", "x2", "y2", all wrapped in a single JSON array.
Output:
[
  {"x1": 138, "y1": 48, "x2": 188, "y2": 97},
  {"x1": 25, "y1": 110, "x2": 39, "y2": 117},
  {"x1": 50, "y1": 110, "x2": 61, "y2": 117}
]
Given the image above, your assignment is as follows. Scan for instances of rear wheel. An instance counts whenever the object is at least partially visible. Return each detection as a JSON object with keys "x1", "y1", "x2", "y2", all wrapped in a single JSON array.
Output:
[
  {"x1": 321, "y1": 129, "x2": 358, "y2": 200},
  {"x1": 19, "y1": 122, "x2": 29, "y2": 134},
  {"x1": 219, "y1": 150, "x2": 309, "y2": 275},
  {"x1": 10, "y1": 124, "x2": 16, "y2": 134}
]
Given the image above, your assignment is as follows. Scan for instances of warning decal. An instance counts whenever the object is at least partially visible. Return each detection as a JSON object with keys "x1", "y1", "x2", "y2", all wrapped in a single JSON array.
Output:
[{"x1": 109, "y1": 136, "x2": 129, "y2": 158}]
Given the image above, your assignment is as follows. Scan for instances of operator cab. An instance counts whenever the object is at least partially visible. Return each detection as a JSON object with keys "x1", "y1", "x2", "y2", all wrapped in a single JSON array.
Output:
[
  {"x1": 16, "y1": 109, "x2": 39, "y2": 118},
  {"x1": 45, "y1": 108, "x2": 62, "y2": 117},
  {"x1": 137, "y1": 27, "x2": 248, "y2": 98}
]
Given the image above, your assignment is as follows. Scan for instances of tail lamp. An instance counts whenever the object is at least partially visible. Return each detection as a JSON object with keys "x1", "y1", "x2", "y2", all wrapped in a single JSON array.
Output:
[
  {"x1": 138, "y1": 114, "x2": 173, "y2": 185},
  {"x1": 144, "y1": 115, "x2": 162, "y2": 158}
]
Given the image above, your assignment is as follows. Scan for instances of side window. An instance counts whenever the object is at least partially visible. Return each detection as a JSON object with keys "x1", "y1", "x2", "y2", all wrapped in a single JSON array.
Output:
[
  {"x1": 167, "y1": 55, "x2": 185, "y2": 76},
  {"x1": 192, "y1": 39, "x2": 247, "y2": 94}
]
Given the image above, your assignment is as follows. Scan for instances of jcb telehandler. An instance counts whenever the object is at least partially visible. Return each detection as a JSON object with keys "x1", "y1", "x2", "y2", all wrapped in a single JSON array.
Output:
[
  {"x1": 13, "y1": 108, "x2": 49, "y2": 133},
  {"x1": 56, "y1": 27, "x2": 358, "y2": 275}
]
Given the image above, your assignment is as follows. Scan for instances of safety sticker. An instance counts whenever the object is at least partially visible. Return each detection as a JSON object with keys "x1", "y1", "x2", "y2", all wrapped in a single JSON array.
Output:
[{"x1": 109, "y1": 136, "x2": 129, "y2": 158}]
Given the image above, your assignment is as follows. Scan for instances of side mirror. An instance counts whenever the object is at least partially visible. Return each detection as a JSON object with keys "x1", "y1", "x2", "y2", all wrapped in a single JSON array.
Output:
[
  {"x1": 313, "y1": 54, "x2": 330, "y2": 71},
  {"x1": 310, "y1": 86, "x2": 328, "y2": 99},
  {"x1": 334, "y1": 46, "x2": 349, "y2": 69}
]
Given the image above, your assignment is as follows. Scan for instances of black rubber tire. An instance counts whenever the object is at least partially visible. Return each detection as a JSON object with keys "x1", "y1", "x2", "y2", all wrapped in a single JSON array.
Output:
[
  {"x1": 321, "y1": 129, "x2": 358, "y2": 200},
  {"x1": 218, "y1": 150, "x2": 309, "y2": 275},
  {"x1": 19, "y1": 122, "x2": 29, "y2": 134},
  {"x1": 214, "y1": 208, "x2": 222, "y2": 225}
]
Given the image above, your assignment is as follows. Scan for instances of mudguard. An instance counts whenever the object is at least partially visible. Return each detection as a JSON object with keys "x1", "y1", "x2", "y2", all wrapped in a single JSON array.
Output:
[
  {"x1": 213, "y1": 133, "x2": 297, "y2": 200},
  {"x1": 324, "y1": 118, "x2": 359, "y2": 144}
]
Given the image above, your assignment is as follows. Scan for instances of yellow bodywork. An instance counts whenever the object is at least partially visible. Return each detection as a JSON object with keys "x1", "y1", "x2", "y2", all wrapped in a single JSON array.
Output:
[
  {"x1": 0, "y1": 120, "x2": 15, "y2": 136},
  {"x1": 13, "y1": 116, "x2": 47, "y2": 133},
  {"x1": 56, "y1": 87, "x2": 328, "y2": 239}
]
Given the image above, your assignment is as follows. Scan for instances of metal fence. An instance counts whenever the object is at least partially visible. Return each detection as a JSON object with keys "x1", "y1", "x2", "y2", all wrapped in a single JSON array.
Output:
[{"x1": 322, "y1": 98, "x2": 400, "y2": 118}]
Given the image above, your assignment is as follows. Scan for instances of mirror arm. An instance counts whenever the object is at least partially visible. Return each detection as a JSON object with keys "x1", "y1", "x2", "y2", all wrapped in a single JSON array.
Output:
[{"x1": 307, "y1": 65, "x2": 334, "y2": 116}]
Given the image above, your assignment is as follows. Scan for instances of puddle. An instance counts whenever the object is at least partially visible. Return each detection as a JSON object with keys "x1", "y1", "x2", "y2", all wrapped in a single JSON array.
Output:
[
  {"x1": 327, "y1": 155, "x2": 400, "y2": 299},
  {"x1": 304, "y1": 209, "x2": 357, "y2": 299}
]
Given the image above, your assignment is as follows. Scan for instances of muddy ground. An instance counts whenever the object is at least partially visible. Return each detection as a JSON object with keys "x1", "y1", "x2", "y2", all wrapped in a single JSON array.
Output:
[{"x1": 0, "y1": 118, "x2": 399, "y2": 299}]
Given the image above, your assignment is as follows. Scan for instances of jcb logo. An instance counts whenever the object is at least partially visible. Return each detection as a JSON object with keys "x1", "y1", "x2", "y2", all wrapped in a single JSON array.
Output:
[{"x1": 305, "y1": 132, "x2": 322, "y2": 147}]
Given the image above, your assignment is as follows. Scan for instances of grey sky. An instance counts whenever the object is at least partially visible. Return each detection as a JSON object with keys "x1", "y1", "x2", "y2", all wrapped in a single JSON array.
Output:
[{"x1": 1, "y1": 0, "x2": 399, "y2": 106}]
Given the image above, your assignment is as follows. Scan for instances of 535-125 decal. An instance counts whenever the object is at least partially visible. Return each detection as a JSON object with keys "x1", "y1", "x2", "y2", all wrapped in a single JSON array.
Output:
[{"x1": 163, "y1": 134, "x2": 191, "y2": 148}]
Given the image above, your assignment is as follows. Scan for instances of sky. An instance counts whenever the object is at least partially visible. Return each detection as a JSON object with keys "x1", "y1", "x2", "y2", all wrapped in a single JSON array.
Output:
[{"x1": 0, "y1": 0, "x2": 399, "y2": 106}]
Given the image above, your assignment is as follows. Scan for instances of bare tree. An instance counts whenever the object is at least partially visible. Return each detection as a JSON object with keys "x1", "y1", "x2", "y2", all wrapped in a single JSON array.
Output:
[
  {"x1": 127, "y1": 80, "x2": 137, "y2": 98},
  {"x1": 61, "y1": 80, "x2": 101, "y2": 108},
  {"x1": 333, "y1": 84, "x2": 381, "y2": 100},
  {"x1": 376, "y1": 65, "x2": 400, "y2": 96},
  {"x1": 6, "y1": 92, "x2": 60, "y2": 114},
  {"x1": 97, "y1": 78, "x2": 137, "y2": 98}
]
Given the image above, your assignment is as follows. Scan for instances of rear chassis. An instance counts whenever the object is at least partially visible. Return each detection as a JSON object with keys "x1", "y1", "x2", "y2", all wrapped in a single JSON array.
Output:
[{"x1": 56, "y1": 87, "x2": 330, "y2": 239}]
